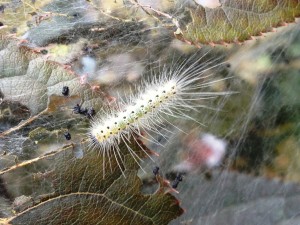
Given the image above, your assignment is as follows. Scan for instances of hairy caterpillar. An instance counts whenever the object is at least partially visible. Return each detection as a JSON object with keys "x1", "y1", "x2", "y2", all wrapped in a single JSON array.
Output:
[{"x1": 88, "y1": 54, "x2": 230, "y2": 177}]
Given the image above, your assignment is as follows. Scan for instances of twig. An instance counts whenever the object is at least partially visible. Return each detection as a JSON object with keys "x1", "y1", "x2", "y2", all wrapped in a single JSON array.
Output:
[
  {"x1": 0, "y1": 143, "x2": 74, "y2": 176},
  {"x1": 21, "y1": 0, "x2": 69, "y2": 17},
  {"x1": 87, "y1": 0, "x2": 132, "y2": 22},
  {"x1": 128, "y1": 0, "x2": 179, "y2": 27},
  {"x1": 0, "y1": 108, "x2": 48, "y2": 138}
]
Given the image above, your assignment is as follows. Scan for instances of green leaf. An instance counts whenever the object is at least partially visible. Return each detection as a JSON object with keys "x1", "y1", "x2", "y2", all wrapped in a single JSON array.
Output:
[{"x1": 174, "y1": 0, "x2": 300, "y2": 45}]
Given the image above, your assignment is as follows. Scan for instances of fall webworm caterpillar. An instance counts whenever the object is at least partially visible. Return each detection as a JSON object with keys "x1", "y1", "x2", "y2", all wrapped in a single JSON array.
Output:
[{"x1": 88, "y1": 53, "x2": 231, "y2": 177}]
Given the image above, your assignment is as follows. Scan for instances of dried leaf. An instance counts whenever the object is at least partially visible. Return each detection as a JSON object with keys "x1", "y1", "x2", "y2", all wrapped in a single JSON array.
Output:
[{"x1": 1, "y1": 141, "x2": 183, "y2": 225}]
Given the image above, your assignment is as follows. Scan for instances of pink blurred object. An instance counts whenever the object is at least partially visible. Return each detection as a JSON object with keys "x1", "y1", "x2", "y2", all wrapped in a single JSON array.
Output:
[
  {"x1": 174, "y1": 134, "x2": 227, "y2": 172},
  {"x1": 80, "y1": 74, "x2": 88, "y2": 85},
  {"x1": 194, "y1": 0, "x2": 221, "y2": 8}
]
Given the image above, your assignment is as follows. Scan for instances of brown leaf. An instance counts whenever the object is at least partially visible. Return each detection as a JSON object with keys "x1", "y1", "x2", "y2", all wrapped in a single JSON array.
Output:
[{"x1": 1, "y1": 141, "x2": 183, "y2": 225}]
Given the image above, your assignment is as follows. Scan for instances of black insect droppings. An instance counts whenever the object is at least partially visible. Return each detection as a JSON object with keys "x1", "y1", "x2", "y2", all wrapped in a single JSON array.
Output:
[
  {"x1": 86, "y1": 108, "x2": 96, "y2": 119},
  {"x1": 64, "y1": 132, "x2": 71, "y2": 140},
  {"x1": 153, "y1": 166, "x2": 159, "y2": 175},
  {"x1": 73, "y1": 104, "x2": 93, "y2": 118},
  {"x1": 176, "y1": 174, "x2": 183, "y2": 182},
  {"x1": 73, "y1": 104, "x2": 82, "y2": 114},
  {"x1": 171, "y1": 173, "x2": 183, "y2": 189},
  {"x1": 40, "y1": 49, "x2": 48, "y2": 55},
  {"x1": 62, "y1": 86, "x2": 69, "y2": 96},
  {"x1": 80, "y1": 108, "x2": 88, "y2": 115},
  {"x1": 72, "y1": 12, "x2": 80, "y2": 18}
]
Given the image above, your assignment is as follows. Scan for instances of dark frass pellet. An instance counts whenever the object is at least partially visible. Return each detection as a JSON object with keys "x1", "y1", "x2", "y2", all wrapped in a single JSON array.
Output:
[
  {"x1": 62, "y1": 86, "x2": 69, "y2": 96},
  {"x1": 175, "y1": 174, "x2": 183, "y2": 182},
  {"x1": 64, "y1": 132, "x2": 71, "y2": 140},
  {"x1": 87, "y1": 108, "x2": 96, "y2": 118},
  {"x1": 171, "y1": 180, "x2": 180, "y2": 189},
  {"x1": 80, "y1": 108, "x2": 88, "y2": 115},
  {"x1": 73, "y1": 104, "x2": 95, "y2": 118},
  {"x1": 172, "y1": 173, "x2": 183, "y2": 189},
  {"x1": 73, "y1": 104, "x2": 81, "y2": 114},
  {"x1": 40, "y1": 49, "x2": 48, "y2": 55},
  {"x1": 153, "y1": 166, "x2": 159, "y2": 175}
]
